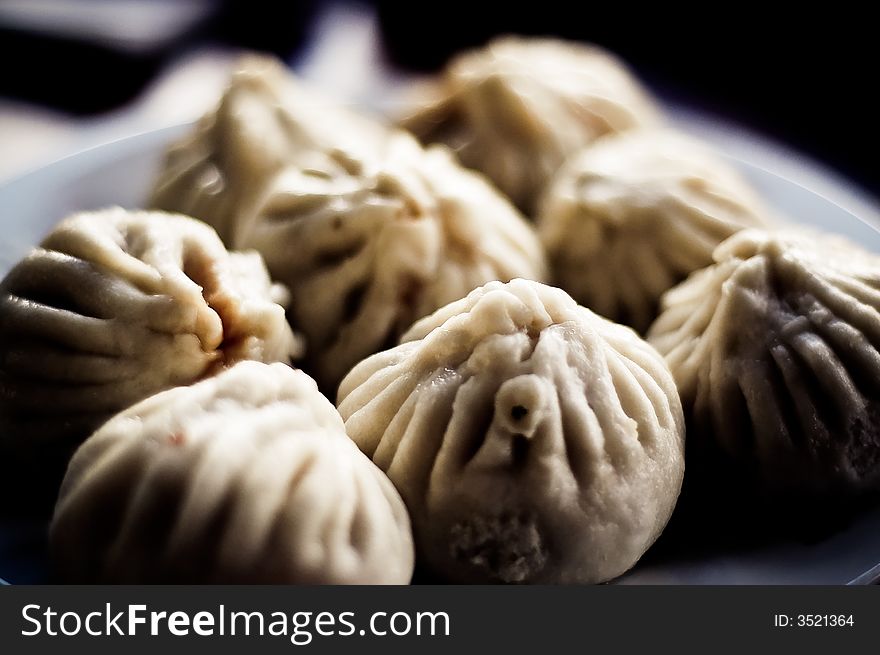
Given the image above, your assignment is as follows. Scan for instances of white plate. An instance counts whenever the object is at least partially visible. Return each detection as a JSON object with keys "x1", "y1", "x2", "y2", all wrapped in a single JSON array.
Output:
[{"x1": 1, "y1": 124, "x2": 880, "y2": 584}]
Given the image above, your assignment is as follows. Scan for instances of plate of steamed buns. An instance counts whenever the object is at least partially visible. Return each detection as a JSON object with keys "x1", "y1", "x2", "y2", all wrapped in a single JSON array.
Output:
[{"x1": 2, "y1": 38, "x2": 880, "y2": 585}]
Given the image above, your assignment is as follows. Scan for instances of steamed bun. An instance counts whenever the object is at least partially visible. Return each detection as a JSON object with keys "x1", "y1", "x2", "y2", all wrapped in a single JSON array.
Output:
[
  {"x1": 0, "y1": 207, "x2": 299, "y2": 503},
  {"x1": 649, "y1": 229, "x2": 880, "y2": 497},
  {"x1": 338, "y1": 279, "x2": 684, "y2": 583},
  {"x1": 399, "y1": 36, "x2": 662, "y2": 212},
  {"x1": 246, "y1": 135, "x2": 547, "y2": 392},
  {"x1": 538, "y1": 129, "x2": 772, "y2": 331},
  {"x1": 51, "y1": 361, "x2": 414, "y2": 583},
  {"x1": 150, "y1": 55, "x2": 389, "y2": 245}
]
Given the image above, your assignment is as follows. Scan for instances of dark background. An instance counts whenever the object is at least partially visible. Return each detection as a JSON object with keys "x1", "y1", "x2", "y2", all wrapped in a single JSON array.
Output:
[{"x1": 1, "y1": 0, "x2": 876, "y2": 196}]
